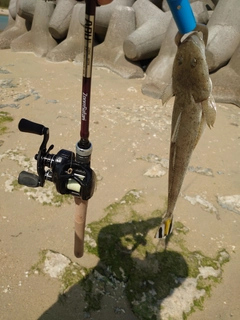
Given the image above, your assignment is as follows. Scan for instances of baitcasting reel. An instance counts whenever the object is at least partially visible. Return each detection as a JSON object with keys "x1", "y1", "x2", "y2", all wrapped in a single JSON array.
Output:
[{"x1": 18, "y1": 118, "x2": 95, "y2": 200}]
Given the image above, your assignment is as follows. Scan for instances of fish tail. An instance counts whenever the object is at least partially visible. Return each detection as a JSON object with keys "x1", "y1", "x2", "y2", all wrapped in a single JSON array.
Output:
[{"x1": 155, "y1": 216, "x2": 174, "y2": 238}]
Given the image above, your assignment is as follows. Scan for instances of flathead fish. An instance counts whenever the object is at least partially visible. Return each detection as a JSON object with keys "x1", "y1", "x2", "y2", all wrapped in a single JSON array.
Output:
[{"x1": 156, "y1": 30, "x2": 217, "y2": 238}]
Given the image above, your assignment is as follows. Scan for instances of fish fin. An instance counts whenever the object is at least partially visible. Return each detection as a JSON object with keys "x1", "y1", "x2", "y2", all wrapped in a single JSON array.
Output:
[
  {"x1": 168, "y1": 110, "x2": 181, "y2": 193},
  {"x1": 162, "y1": 81, "x2": 173, "y2": 106},
  {"x1": 171, "y1": 111, "x2": 182, "y2": 143},
  {"x1": 155, "y1": 217, "x2": 174, "y2": 238},
  {"x1": 202, "y1": 94, "x2": 217, "y2": 129},
  {"x1": 193, "y1": 110, "x2": 206, "y2": 149}
]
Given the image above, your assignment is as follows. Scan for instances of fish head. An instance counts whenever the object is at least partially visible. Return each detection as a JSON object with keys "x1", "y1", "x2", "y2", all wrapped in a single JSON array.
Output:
[{"x1": 172, "y1": 31, "x2": 211, "y2": 102}]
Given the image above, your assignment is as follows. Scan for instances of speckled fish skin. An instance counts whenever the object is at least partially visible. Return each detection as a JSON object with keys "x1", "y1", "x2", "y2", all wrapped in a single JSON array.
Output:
[{"x1": 156, "y1": 31, "x2": 216, "y2": 238}]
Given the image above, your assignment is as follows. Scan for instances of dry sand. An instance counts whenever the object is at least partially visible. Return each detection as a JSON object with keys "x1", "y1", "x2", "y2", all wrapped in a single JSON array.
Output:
[
  {"x1": 0, "y1": 8, "x2": 8, "y2": 16},
  {"x1": 0, "y1": 49, "x2": 240, "y2": 319}
]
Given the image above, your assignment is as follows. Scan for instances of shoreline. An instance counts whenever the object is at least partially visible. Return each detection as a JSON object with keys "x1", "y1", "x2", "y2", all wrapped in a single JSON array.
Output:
[{"x1": 0, "y1": 8, "x2": 8, "y2": 16}]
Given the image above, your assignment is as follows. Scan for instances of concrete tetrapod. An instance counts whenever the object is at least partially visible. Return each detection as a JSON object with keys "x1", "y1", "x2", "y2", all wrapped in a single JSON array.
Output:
[
  {"x1": 8, "y1": 0, "x2": 17, "y2": 20},
  {"x1": 142, "y1": 1, "x2": 209, "y2": 99},
  {"x1": 46, "y1": 2, "x2": 85, "y2": 62},
  {"x1": 11, "y1": 0, "x2": 57, "y2": 57},
  {"x1": 211, "y1": 42, "x2": 240, "y2": 107},
  {"x1": 78, "y1": 0, "x2": 135, "y2": 42},
  {"x1": 48, "y1": 0, "x2": 77, "y2": 40},
  {"x1": 75, "y1": 5, "x2": 144, "y2": 79},
  {"x1": 0, "y1": 14, "x2": 29, "y2": 49},
  {"x1": 17, "y1": 0, "x2": 36, "y2": 23},
  {"x1": 123, "y1": 0, "x2": 171, "y2": 61},
  {"x1": 206, "y1": 0, "x2": 240, "y2": 72}
]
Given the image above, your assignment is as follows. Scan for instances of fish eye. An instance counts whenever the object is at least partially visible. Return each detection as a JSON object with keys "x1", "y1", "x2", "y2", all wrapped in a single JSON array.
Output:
[
  {"x1": 191, "y1": 58, "x2": 197, "y2": 67},
  {"x1": 178, "y1": 55, "x2": 183, "y2": 65}
]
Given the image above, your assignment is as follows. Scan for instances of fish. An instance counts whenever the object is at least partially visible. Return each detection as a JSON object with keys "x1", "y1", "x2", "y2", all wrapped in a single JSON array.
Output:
[{"x1": 156, "y1": 29, "x2": 217, "y2": 238}]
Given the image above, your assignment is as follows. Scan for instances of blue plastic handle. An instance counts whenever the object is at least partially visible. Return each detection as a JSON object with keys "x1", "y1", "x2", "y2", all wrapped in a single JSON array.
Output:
[{"x1": 167, "y1": 0, "x2": 196, "y2": 34}]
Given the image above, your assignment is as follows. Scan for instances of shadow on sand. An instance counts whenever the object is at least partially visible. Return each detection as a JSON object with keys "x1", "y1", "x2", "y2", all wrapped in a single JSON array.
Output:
[{"x1": 38, "y1": 215, "x2": 188, "y2": 320}]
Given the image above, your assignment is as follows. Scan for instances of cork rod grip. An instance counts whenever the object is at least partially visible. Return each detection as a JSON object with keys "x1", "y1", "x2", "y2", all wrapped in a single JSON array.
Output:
[{"x1": 74, "y1": 197, "x2": 88, "y2": 258}]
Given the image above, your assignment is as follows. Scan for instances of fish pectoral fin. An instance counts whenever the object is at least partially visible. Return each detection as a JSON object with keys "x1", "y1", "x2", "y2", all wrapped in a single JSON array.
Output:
[
  {"x1": 171, "y1": 111, "x2": 182, "y2": 143},
  {"x1": 194, "y1": 111, "x2": 206, "y2": 149},
  {"x1": 155, "y1": 217, "x2": 174, "y2": 238},
  {"x1": 162, "y1": 81, "x2": 174, "y2": 106},
  {"x1": 202, "y1": 94, "x2": 217, "y2": 129}
]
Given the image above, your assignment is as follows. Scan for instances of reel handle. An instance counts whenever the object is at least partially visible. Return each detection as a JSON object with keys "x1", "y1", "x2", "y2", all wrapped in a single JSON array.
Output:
[
  {"x1": 18, "y1": 118, "x2": 46, "y2": 136},
  {"x1": 18, "y1": 171, "x2": 40, "y2": 187}
]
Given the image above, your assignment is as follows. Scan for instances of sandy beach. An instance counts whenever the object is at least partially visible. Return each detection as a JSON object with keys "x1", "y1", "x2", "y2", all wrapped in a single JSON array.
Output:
[
  {"x1": 0, "y1": 49, "x2": 240, "y2": 319},
  {"x1": 0, "y1": 8, "x2": 8, "y2": 16}
]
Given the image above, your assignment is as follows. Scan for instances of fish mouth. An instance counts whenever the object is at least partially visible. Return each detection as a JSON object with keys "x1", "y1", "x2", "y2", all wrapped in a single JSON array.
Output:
[
  {"x1": 175, "y1": 31, "x2": 206, "y2": 57},
  {"x1": 175, "y1": 23, "x2": 208, "y2": 47}
]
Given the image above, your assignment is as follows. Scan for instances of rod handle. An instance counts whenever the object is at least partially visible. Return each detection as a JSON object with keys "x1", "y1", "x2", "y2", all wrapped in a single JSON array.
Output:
[
  {"x1": 74, "y1": 197, "x2": 88, "y2": 258},
  {"x1": 18, "y1": 118, "x2": 46, "y2": 135}
]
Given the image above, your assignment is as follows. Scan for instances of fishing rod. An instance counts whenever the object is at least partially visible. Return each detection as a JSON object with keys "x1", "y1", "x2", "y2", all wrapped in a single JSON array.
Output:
[
  {"x1": 17, "y1": 0, "x2": 111, "y2": 258},
  {"x1": 74, "y1": 0, "x2": 113, "y2": 257},
  {"x1": 74, "y1": 0, "x2": 97, "y2": 258}
]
